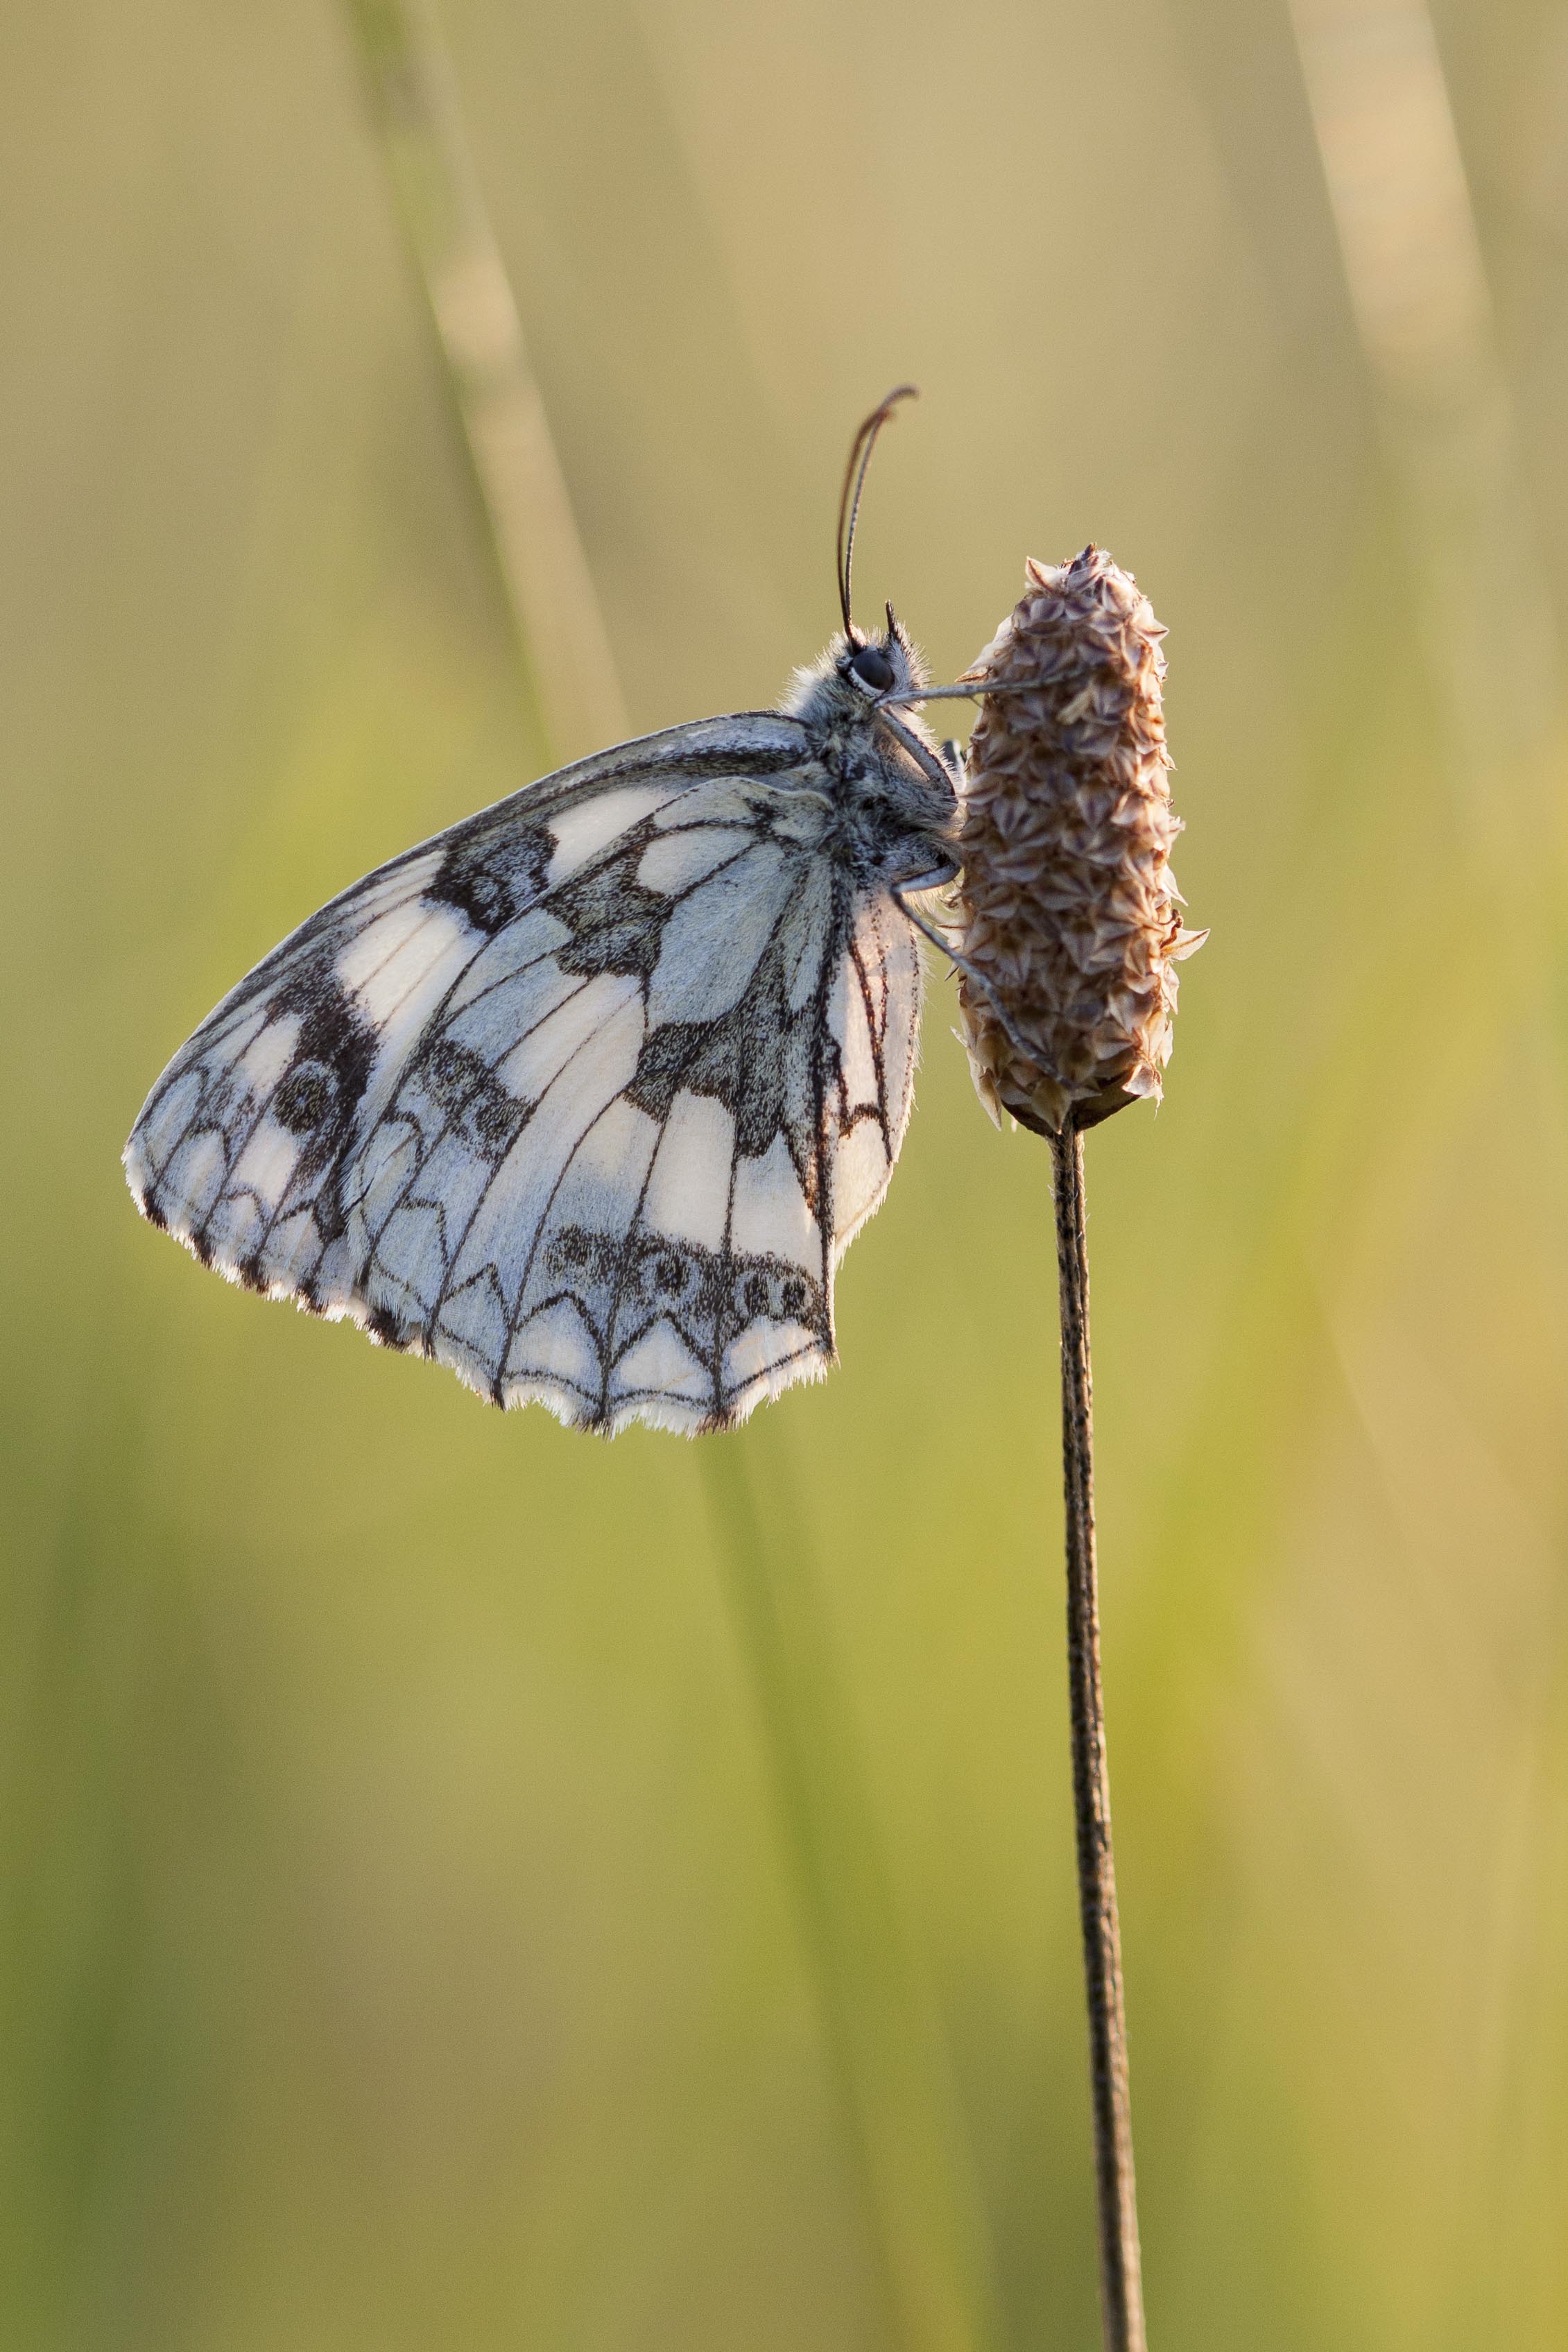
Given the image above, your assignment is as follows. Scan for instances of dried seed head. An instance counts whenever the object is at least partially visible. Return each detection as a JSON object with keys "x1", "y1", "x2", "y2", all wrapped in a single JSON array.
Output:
[{"x1": 953, "y1": 547, "x2": 1205, "y2": 1135}]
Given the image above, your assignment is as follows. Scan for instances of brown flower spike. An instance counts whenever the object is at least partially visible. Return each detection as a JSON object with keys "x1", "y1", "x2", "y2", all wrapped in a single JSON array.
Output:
[{"x1": 954, "y1": 547, "x2": 1204, "y2": 1135}]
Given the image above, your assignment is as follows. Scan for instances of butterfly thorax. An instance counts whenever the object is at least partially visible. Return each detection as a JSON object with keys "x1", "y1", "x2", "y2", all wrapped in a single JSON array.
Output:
[{"x1": 778, "y1": 628, "x2": 959, "y2": 884}]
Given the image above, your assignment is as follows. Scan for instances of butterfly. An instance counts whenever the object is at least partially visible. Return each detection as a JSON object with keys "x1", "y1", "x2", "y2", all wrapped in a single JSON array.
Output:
[{"x1": 123, "y1": 389, "x2": 965, "y2": 1435}]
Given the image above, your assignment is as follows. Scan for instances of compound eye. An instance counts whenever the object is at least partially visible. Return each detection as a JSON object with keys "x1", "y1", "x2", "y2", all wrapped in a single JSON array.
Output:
[{"x1": 849, "y1": 642, "x2": 896, "y2": 692}]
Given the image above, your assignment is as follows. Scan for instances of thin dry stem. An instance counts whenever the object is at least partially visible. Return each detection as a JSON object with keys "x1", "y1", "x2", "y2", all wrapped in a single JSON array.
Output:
[{"x1": 1051, "y1": 1122, "x2": 1146, "y2": 2352}]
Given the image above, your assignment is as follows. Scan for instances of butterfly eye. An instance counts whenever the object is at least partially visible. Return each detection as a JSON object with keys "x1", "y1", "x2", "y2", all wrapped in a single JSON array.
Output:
[{"x1": 848, "y1": 642, "x2": 896, "y2": 692}]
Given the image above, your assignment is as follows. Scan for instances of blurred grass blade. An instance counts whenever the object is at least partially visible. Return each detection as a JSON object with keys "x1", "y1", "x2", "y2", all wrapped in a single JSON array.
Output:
[
  {"x1": 703, "y1": 1436, "x2": 1004, "y2": 2352},
  {"x1": 343, "y1": 0, "x2": 628, "y2": 757},
  {"x1": 1286, "y1": 6, "x2": 1567, "y2": 2335},
  {"x1": 342, "y1": 10, "x2": 999, "y2": 2340},
  {"x1": 1288, "y1": 0, "x2": 1560, "y2": 842}
]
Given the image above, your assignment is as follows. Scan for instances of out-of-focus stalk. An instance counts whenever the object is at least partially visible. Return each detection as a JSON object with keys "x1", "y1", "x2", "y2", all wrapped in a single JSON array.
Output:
[
  {"x1": 1288, "y1": 0, "x2": 1558, "y2": 861},
  {"x1": 703, "y1": 1440, "x2": 1003, "y2": 2352},
  {"x1": 342, "y1": 0, "x2": 626, "y2": 759},
  {"x1": 341, "y1": 13, "x2": 997, "y2": 2343},
  {"x1": 1289, "y1": 7, "x2": 1565, "y2": 2324}
]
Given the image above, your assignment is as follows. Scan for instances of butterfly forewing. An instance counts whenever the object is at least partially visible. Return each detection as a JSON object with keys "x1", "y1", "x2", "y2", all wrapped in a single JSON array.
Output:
[{"x1": 125, "y1": 708, "x2": 930, "y2": 1434}]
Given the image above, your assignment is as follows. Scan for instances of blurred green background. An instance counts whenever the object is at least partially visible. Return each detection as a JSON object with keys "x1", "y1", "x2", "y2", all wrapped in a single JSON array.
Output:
[{"x1": 5, "y1": 1, "x2": 1568, "y2": 2346}]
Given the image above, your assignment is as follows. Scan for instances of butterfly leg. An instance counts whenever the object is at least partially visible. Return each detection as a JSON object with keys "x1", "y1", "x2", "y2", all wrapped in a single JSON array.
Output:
[
  {"x1": 892, "y1": 880, "x2": 1066, "y2": 1084},
  {"x1": 877, "y1": 705, "x2": 963, "y2": 810}
]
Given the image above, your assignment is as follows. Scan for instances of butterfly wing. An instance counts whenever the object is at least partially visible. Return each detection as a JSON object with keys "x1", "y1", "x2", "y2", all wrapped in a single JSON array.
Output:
[{"x1": 126, "y1": 716, "x2": 925, "y2": 1434}]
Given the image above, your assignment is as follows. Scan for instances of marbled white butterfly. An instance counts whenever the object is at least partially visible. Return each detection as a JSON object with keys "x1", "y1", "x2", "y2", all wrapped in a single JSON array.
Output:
[{"x1": 124, "y1": 390, "x2": 963, "y2": 1434}]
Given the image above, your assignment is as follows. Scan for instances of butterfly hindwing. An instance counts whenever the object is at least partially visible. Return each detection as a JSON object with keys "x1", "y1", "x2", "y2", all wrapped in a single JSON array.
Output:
[
  {"x1": 828, "y1": 886, "x2": 924, "y2": 1252},
  {"x1": 126, "y1": 713, "x2": 926, "y2": 1434}
]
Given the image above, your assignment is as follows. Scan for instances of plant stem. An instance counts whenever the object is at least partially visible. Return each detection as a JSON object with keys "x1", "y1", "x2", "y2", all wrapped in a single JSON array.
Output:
[{"x1": 1050, "y1": 1121, "x2": 1147, "y2": 2352}]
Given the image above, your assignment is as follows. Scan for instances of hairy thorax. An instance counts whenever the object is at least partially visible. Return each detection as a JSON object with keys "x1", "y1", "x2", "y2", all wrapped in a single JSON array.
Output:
[{"x1": 781, "y1": 646, "x2": 958, "y2": 885}]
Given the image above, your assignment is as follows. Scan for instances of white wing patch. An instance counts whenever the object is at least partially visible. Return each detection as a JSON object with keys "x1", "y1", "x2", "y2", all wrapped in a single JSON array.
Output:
[
  {"x1": 730, "y1": 1133, "x2": 818, "y2": 1271},
  {"x1": 827, "y1": 895, "x2": 922, "y2": 1250},
  {"x1": 646, "y1": 842, "x2": 794, "y2": 1026},
  {"x1": 636, "y1": 827, "x2": 752, "y2": 894},
  {"x1": 642, "y1": 1092, "x2": 735, "y2": 1251},
  {"x1": 125, "y1": 714, "x2": 934, "y2": 1435},
  {"x1": 546, "y1": 786, "x2": 673, "y2": 884}
]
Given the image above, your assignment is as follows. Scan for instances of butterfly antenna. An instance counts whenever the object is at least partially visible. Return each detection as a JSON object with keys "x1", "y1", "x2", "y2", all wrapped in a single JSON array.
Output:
[{"x1": 836, "y1": 384, "x2": 917, "y2": 639}]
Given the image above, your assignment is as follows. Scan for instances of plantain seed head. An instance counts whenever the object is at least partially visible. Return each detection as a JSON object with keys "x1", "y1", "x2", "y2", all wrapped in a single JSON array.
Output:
[{"x1": 953, "y1": 547, "x2": 1205, "y2": 1135}]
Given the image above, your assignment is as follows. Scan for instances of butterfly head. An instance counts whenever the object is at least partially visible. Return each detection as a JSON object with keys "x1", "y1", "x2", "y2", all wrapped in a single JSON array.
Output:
[
  {"x1": 778, "y1": 609, "x2": 929, "y2": 725},
  {"x1": 842, "y1": 605, "x2": 922, "y2": 701}
]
